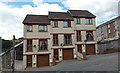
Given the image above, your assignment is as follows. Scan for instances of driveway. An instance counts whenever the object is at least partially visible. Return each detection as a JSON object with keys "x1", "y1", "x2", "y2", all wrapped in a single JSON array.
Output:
[{"x1": 24, "y1": 52, "x2": 119, "y2": 71}]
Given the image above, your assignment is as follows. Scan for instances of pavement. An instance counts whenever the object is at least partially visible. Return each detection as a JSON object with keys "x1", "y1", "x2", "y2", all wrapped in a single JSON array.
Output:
[{"x1": 2, "y1": 52, "x2": 119, "y2": 71}]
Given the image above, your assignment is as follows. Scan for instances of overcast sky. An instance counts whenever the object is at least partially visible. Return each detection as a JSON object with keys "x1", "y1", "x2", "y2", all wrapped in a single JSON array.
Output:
[{"x1": 0, "y1": 0, "x2": 119, "y2": 40}]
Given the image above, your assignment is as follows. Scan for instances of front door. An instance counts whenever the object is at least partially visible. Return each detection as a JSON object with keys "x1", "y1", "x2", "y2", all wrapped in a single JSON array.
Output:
[
  {"x1": 54, "y1": 49, "x2": 59, "y2": 60},
  {"x1": 26, "y1": 55, "x2": 32, "y2": 68}
]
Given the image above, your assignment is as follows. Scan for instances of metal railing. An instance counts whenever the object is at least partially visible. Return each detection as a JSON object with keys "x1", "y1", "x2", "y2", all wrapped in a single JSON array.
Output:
[
  {"x1": 53, "y1": 39, "x2": 59, "y2": 46},
  {"x1": 38, "y1": 44, "x2": 48, "y2": 51},
  {"x1": 64, "y1": 39, "x2": 72, "y2": 45}
]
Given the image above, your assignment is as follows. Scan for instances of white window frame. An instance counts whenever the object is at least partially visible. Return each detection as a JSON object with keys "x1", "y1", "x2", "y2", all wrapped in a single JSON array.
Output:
[
  {"x1": 76, "y1": 18, "x2": 80, "y2": 24},
  {"x1": 38, "y1": 25, "x2": 47, "y2": 31},
  {"x1": 53, "y1": 21, "x2": 58, "y2": 27},
  {"x1": 27, "y1": 25, "x2": 32, "y2": 31},
  {"x1": 85, "y1": 18, "x2": 92, "y2": 24}
]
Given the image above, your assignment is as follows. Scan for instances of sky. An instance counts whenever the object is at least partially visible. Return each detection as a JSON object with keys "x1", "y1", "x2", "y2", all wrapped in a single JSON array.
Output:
[{"x1": 0, "y1": 0, "x2": 119, "y2": 40}]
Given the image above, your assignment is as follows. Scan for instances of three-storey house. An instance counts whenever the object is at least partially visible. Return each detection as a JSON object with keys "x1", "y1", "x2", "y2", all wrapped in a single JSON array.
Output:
[{"x1": 23, "y1": 10, "x2": 97, "y2": 68}]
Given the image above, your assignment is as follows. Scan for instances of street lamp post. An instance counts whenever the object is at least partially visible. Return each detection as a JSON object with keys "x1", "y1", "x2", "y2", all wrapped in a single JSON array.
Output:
[{"x1": 12, "y1": 35, "x2": 15, "y2": 73}]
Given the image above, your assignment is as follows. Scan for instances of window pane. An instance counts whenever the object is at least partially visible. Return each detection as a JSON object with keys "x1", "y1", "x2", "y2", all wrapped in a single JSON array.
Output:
[
  {"x1": 39, "y1": 40, "x2": 47, "y2": 50},
  {"x1": 39, "y1": 26, "x2": 42, "y2": 30},
  {"x1": 44, "y1": 26, "x2": 47, "y2": 31},
  {"x1": 27, "y1": 39, "x2": 32, "y2": 51},
  {"x1": 53, "y1": 34, "x2": 58, "y2": 45},
  {"x1": 68, "y1": 21, "x2": 71, "y2": 27},
  {"x1": 53, "y1": 21, "x2": 58, "y2": 27},
  {"x1": 64, "y1": 21, "x2": 68, "y2": 27},
  {"x1": 86, "y1": 31, "x2": 93, "y2": 41},
  {"x1": 27, "y1": 25, "x2": 32, "y2": 31},
  {"x1": 90, "y1": 19, "x2": 92, "y2": 24},
  {"x1": 86, "y1": 18, "x2": 92, "y2": 24},
  {"x1": 64, "y1": 34, "x2": 72, "y2": 44},
  {"x1": 77, "y1": 31, "x2": 81, "y2": 41},
  {"x1": 76, "y1": 18, "x2": 80, "y2": 23},
  {"x1": 86, "y1": 19, "x2": 89, "y2": 24},
  {"x1": 39, "y1": 25, "x2": 47, "y2": 31},
  {"x1": 40, "y1": 40, "x2": 42, "y2": 49},
  {"x1": 68, "y1": 34, "x2": 71, "y2": 39}
]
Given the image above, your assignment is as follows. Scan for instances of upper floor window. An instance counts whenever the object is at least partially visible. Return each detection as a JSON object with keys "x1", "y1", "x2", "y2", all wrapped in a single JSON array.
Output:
[
  {"x1": 27, "y1": 25, "x2": 32, "y2": 32},
  {"x1": 85, "y1": 18, "x2": 92, "y2": 24},
  {"x1": 64, "y1": 34, "x2": 72, "y2": 45},
  {"x1": 76, "y1": 18, "x2": 80, "y2": 24},
  {"x1": 53, "y1": 34, "x2": 58, "y2": 45},
  {"x1": 38, "y1": 25, "x2": 47, "y2": 31},
  {"x1": 108, "y1": 29, "x2": 111, "y2": 33},
  {"x1": 108, "y1": 24, "x2": 110, "y2": 28},
  {"x1": 27, "y1": 39, "x2": 32, "y2": 52},
  {"x1": 63, "y1": 21, "x2": 71, "y2": 27},
  {"x1": 76, "y1": 31, "x2": 81, "y2": 41},
  {"x1": 53, "y1": 21, "x2": 58, "y2": 27},
  {"x1": 86, "y1": 31, "x2": 93, "y2": 41},
  {"x1": 39, "y1": 39, "x2": 47, "y2": 51}
]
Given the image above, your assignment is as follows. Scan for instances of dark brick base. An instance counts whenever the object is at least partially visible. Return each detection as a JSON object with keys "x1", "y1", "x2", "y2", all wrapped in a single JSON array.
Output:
[{"x1": 104, "y1": 49, "x2": 120, "y2": 54}]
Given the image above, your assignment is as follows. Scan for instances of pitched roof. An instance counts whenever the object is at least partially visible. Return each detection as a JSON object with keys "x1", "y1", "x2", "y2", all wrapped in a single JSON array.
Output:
[
  {"x1": 96, "y1": 16, "x2": 120, "y2": 29},
  {"x1": 68, "y1": 10, "x2": 96, "y2": 18},
  {"x1": 104, "y1": 16, "x2": 120, "y2": 24},
  {"x1": 23, "y1": 14, "x2": 50, "y2": 24},
  {"x1": 48, "y1": 12, "x2": 74, "y2": 20}
]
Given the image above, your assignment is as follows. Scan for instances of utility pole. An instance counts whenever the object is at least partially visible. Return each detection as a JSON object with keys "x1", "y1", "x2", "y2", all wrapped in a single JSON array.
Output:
[{"x1": 12, "y1": 35, "x2": 15, "y2": 73}]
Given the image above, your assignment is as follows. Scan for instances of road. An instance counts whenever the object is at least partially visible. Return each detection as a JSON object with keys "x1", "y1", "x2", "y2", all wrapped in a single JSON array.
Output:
[
  {"x1": 24, "y1": 52, "x2": 119, "y2": 71},
  {"x1": 2, "y1": 52, "x2": 119, "y2": 72}
]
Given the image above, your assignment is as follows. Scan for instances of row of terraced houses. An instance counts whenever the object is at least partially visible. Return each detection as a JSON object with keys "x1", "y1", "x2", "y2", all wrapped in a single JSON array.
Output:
[{"x1": 23, "y1": 10, "x2": 97, "y2": 68}]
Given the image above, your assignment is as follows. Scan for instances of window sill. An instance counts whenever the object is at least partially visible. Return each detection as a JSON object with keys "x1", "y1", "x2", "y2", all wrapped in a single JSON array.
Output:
[
  {"x1": 38, "y1": 50, "x2": 48, "y2": 52},
  {"x1": 52, "y1": 27, "x2": 58, "y2": 28},
  {"x1": 27, "y1": 31, "x2": 33, "y2": 32},
  {"x1": 38, "y1": 31, "x2": 47, "y2": 32},
  {"x1": 77, "y1": 41, "x2": 82, "y2": 42},
  {"x1": 64, "y1": 44, "x2": 73, "y2": 46},
  {"x1": 63, "y1": 27, "x2": 72, "y2": 28},
  {"x1": 85, "y1": 24, "x2": 93, "y2": 25},
  {"x1": 53, "y1": 44, "x2": 59, "y2": 46},
  {"x1": 26, "y1": 50, "x2": 33, "y2": 52},
  {"x1": 86, "y1": 40, "x2": 94, "y2": 42}
]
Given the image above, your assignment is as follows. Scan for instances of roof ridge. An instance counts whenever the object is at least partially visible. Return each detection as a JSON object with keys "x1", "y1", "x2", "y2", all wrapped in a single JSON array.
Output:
[
  {"x1": 68, "y1": 10, "x2": 88, "y2": 11},
  {"x1": 49, "y1": 11, "x2": 67, "y2": 13},
  {"x1": 27, "y1": 14, "x2": 48, "y2": 16},
  {"x1": 97, "y1": 16, "x2": 120, "y2": 28}
]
